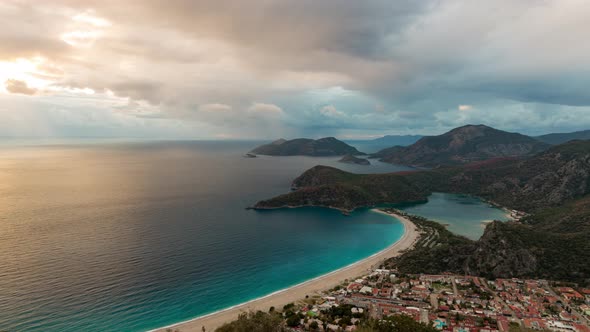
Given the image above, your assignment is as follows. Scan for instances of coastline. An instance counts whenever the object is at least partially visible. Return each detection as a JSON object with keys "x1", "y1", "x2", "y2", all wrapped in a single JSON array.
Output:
[
  {"x1": 248, "y1": 204, "x2": 355, "y2": 214},
  {"x1": 150, "y1": 209, "x2": 419, "y2": 332}
]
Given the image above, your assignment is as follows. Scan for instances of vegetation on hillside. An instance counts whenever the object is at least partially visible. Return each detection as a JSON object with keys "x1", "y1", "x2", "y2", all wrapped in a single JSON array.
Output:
[
  {"x1": 338, "y1": 154, "x2": 370, "y2": 165},
  {"x1": 535, "y1": 129, "x2": 590, "y2": 145},
  {"x1": 255, "y1": 140, "x2": 590, "y2": 284},
  {"x1": 256, "y1": 140, "x2": 590, "y2": 213},
  {"x1": 383, "y1": 202, "x2": 590, "y2": 285},
  {"x1": 250, "y1": 137, "x2": 363, "y2": 156},
  {"x1": 214, "y1": 310, "x2": 437, "y2": 332},
  {"x1": 356, "y1": 315, "x2": 438, "y2": 332},
  {"x1": 216, "y1": 311, "x2": 287, "y2": 332},
  {"x1": 382, "y1": 210, "x2": 473, "y2": 276},
  {"x1": 371, "y1": 124, "x2": 549, "y2": 167}
]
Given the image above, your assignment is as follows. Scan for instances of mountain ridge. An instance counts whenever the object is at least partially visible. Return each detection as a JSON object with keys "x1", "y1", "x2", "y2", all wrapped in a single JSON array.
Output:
[
  {"x1": 371, "y1": 124, "x2": 549, "y2": 167},
  {"x1": 535, "y1": 129, "x2": 590, "y2": 145},
  {"x1": 256, "y1": 139, "x2": 590, "y2": 213},
  {"x1": 253, "y1": 139, "x2": 590, "y2": 283},
  {"x1": 371, "y1": 134, "x2": 423, "y2": 145}
]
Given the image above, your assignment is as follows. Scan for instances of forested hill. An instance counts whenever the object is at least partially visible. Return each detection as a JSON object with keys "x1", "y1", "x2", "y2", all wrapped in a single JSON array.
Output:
[
  {"x1": 371, "y1": 124, "x2": 549, "y2": 168},
  {"x1": 387, "y1": 196, "x2": 590, "y2": 285},
  {"x1": 250, "y1": 137, "x2": 363, "y2": 156},
  {"x1": 536, "y1": 129, "x2": 590, "y2": 145},
  {"x1": 253, "y1": 140, "x2": 590, "y2": 284},
  {"x1": 255, "y1": 140, "x2": 590, "y2": 213}
]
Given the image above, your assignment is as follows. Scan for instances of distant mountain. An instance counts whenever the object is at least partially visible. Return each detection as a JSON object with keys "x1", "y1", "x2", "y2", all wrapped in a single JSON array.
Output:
[
  {"x1": 250, "y1": 137, "x2": 363, "y2": 156},
  {"x1": 370, "y1": 134, "x2": 423, "y2": 147},
  {"x1": 372, "y1": 124, "x2": 549, "y2": 167},
  {"x1": 255, "y1": 139, "x2": 590, "y2": 214},
  {"x1": 338, "y1": 154, "x2": 370, "y2": 165},
  {"x1": 345, "y1": 135, "x2": 423, "y2": 154},
  {"x1": 535, "y1": 129, "x2": 590, "y2": 145},
  {"x1": 369, "y1": 145, "x2": 406, "y2": 159}
]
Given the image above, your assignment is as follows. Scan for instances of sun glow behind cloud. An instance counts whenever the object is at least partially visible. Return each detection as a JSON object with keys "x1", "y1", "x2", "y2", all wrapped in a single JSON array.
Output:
[
  {"x1": 0, "y1": 0, "x2": 590, "y2": 138},
  {"x1": 61, "y1": 12, "x2": 110, "y2": 47},
  {"x1": 0, "y1": 11, "x2": 110, "y2": 96},
  {"x1": 72, "y1": 12, "x2": 111, "y2": 27},
  {"x1": 0, "y1": 58, "x2": 53, "y2": 94}
]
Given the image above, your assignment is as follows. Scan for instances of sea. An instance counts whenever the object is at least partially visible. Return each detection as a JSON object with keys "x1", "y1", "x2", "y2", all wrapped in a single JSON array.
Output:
[{"x1": 0, "y1": 140, "x2": 508, "y2": 331}]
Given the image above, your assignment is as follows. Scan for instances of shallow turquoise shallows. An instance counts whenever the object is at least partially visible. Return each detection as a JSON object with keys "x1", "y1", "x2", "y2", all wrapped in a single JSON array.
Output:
[
  {"x1": 0, "y1": 141, "x2": 507, "y2": 332},
  {"x1": 395, "y1": 192, "x2": 511, "y2": 240}
]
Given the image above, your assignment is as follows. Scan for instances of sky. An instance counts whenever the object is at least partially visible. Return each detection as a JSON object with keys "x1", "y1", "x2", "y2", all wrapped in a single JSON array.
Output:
[{"x1": 1, "y1": 0, "x2": 590, "y2": 139}]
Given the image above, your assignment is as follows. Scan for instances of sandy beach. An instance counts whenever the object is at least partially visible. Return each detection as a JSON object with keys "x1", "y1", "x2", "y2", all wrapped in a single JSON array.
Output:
[{"x1": 151, "y1": 209, "x2": 418, "y2": 332}]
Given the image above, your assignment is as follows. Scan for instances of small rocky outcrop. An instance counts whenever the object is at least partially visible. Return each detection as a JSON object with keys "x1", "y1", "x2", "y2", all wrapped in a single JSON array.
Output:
[{"x1": 338, "y1": 154, "x2": 370, "y2": 165}]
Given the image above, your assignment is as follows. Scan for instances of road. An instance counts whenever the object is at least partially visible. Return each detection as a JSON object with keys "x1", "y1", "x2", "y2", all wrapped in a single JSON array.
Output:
[
  {"x1": 547, "y1": 286, "x2": 590, "y2": 325},
  {"x1": 478, "y1": 277, "x2": 520, "y2": 326}
]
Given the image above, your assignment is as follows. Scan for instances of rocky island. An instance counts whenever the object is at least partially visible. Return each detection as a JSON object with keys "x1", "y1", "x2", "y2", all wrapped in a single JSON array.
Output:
[
  {"x1": 250, "y1": 137, "x2": 364, "y2": 156},
  {"x1": 338, "y1": 154, "x2": 370, "y2": 165}
]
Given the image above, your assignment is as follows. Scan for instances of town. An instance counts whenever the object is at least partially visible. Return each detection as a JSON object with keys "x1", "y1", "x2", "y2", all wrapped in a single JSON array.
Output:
[{"x1": 283, "y1": 271, "x2": 590, "y2": 332}]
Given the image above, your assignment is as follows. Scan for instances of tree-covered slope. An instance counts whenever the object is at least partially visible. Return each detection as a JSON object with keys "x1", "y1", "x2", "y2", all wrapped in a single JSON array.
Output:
[
  {"x1": 254, "y1": 140, "x2": 590, "y2": 283},
  {"x1": 255, "y1": 140, "x2": 590, "y2": 213},
  {"x1": 536, "y1": 129, "x2": 590, "y2": 145},
  {"x1": 386, "y1": 198, "x2": 590, "y2": 285},
  {"x1": 250, "y1": 137, "x2": 363, "y2": 156},
  {"x1": 371, "y1": 124, "x2": 549, "y2": 168}
]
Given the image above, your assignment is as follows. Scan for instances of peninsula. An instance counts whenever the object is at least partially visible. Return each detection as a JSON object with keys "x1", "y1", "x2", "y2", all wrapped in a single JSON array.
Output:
[
  {"x1": 250, "y1": 137, "x2": 364, "y2": 156},
  {"x1": 253, "y1": 138, "x2": 590, "y2": 284}
]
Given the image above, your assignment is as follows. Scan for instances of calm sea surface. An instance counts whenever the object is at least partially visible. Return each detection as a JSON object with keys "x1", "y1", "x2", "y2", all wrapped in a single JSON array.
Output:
[
  {"x1": 396, "y1": 193, "x2": 511, "y2": 240},
  {"x1": 0, "y1": 141, "x2": 506, "y2": 331}
]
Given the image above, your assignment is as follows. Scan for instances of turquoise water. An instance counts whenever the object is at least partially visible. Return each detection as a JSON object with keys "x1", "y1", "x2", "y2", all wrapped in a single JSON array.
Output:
[
  {"x1": 0, "y1": 141, "x2": 507, "y2": 331},
  {"x1": 396, "y1": 192, "x2": 511, "y2": 240},
  {"x1": 0, "y1": 141, "x2": 407, "y2": 332}
]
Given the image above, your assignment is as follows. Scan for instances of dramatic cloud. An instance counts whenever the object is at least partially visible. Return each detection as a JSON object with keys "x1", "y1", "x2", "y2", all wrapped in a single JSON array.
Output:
[
  {"x1": 0, "y1": 0, "x2": 589, "y2": 138},
  {"x1": 5, "y1": 79, "x2": 37, "y2": 95},
  {"x1": 320, "y1": 105, "x2": 345, "y2": 118},
  {"x1": 195, "y1": 102, "x2": 287, "y2": 137},
  {"x1": 247, "y1": 103, "x2": 284, "y2": 117}
]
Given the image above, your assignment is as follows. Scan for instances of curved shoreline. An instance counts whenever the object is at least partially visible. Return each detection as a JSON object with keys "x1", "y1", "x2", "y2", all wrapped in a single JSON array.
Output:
[{"x1": 150, "y1": 209, "x2": 418, "y2": 332}]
